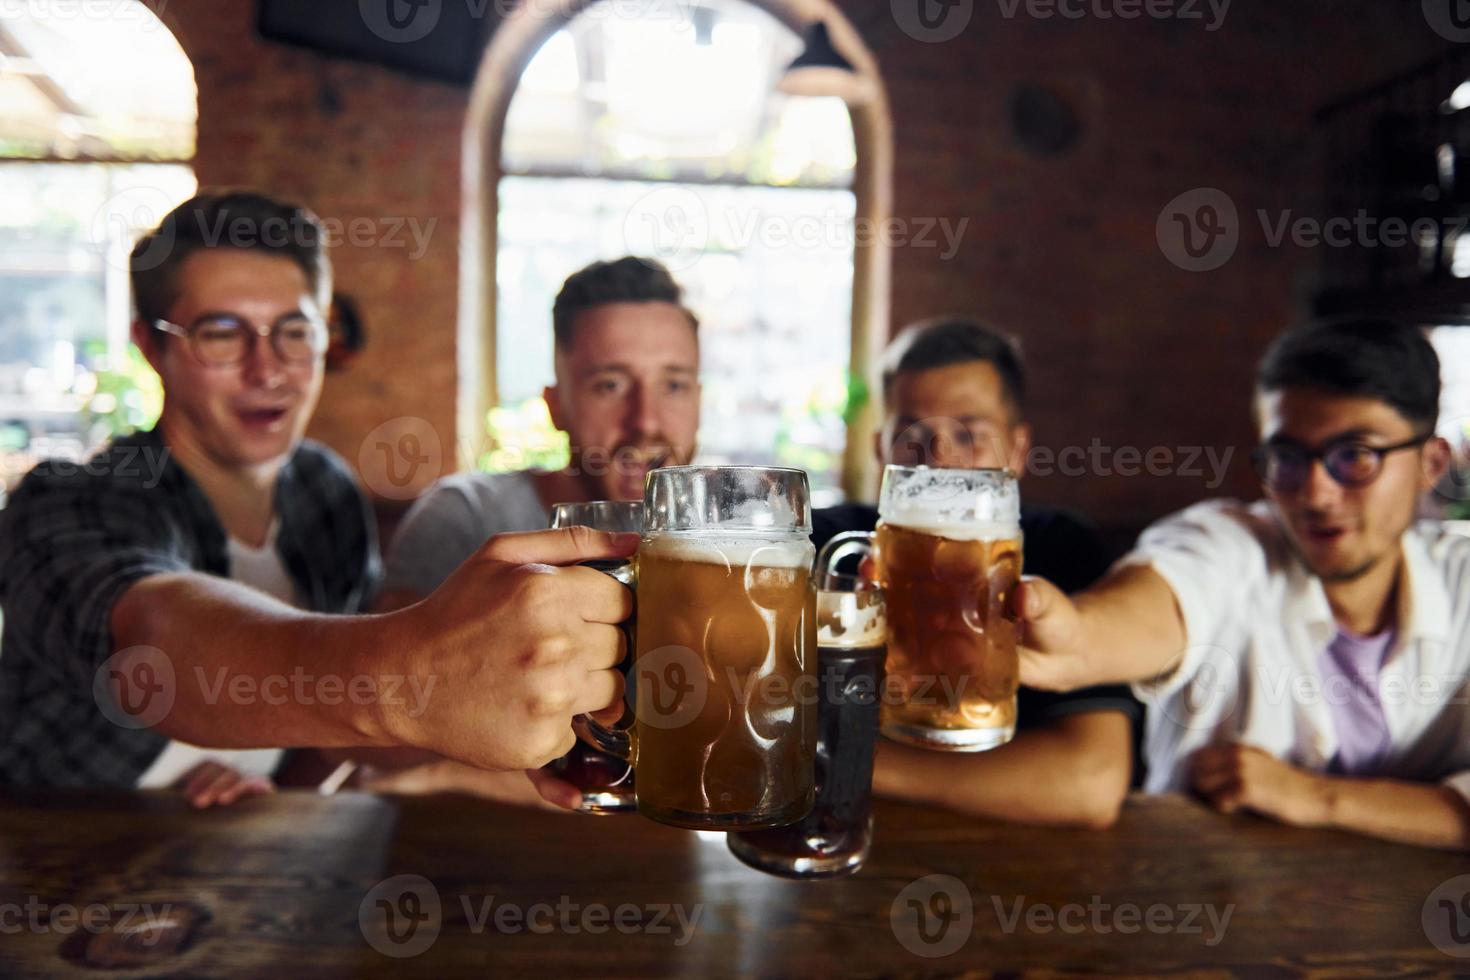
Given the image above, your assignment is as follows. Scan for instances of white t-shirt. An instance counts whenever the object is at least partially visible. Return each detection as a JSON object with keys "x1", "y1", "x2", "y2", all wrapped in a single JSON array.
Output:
[
  {"x1": 135, "y1": 522, "x2": 291, "y2": 790},
  {"x1": 1124, "y1": 498, "x2": 1470, "y2": 804}
]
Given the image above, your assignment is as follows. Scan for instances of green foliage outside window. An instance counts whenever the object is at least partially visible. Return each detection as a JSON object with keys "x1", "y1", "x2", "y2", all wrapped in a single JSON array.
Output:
[
  {"x1": 81, "y1": 343, "x2": 163, "y2": 440},
  {"x1": 480, "y1": 398, "x2": 569, "y2": 474}
]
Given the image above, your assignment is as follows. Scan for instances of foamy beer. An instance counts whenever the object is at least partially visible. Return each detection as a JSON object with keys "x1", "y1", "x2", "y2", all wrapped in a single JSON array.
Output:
[
  {"x1": 579, "y1": 466, "x2": 817, "y2": 830},
  {"x1": 820, "y1": 466, "x2": 1022, "y2": 751}
]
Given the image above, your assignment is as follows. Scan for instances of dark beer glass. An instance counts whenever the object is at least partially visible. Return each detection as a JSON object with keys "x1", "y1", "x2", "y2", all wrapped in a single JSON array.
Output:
[{"x1": 727, "y1": 574, "x2": 884, "y2": 878}]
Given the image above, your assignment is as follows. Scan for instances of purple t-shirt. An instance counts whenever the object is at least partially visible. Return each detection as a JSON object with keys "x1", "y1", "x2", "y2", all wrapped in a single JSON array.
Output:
[{"x1": 1320, "y1": 625, "x2": 1396, "y2": 775}]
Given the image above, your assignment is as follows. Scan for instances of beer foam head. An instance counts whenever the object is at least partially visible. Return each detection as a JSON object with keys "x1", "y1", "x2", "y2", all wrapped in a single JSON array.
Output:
[
  {"x1": 878, "y1": 517, "x2": 1020, "y2": 542},
  {"x1": 878, "y1": 465, "x2": 1020, "y2": 533},
  {"x1": 641, "y1": 531, "x2": 813, "y2": 569},
  {"x1": 818, "y1": 589, "x2": 886, "y2": 647}
]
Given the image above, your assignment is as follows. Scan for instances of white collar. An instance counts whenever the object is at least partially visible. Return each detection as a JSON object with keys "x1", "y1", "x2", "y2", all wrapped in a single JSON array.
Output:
[{"x1": 228, "y1": 518, "x2": 281, "y2": 556}]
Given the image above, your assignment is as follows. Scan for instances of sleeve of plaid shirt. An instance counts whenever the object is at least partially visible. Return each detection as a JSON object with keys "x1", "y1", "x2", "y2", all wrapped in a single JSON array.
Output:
[{"x1": 0, "y1": 459, "x2": 194, "y2": 695}]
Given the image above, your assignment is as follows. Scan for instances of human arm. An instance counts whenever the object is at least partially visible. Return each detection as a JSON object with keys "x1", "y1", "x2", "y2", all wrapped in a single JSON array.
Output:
[
  {"x1": 1190, "y1": 744, "x2": 1470, "y2": 850},
  {"x1": 1017, "y1": 565, "x2": 1188, "y2": 692},
  {"x1": 1019, "y1": 502, "x2": 1271, "y2": 693},
  {"x1": 353, "y1": 519, "x2": 585, "y2": 808},
  {"x1": 874, "y1": 710, "x2": 1134, "y2": 829},
  {"x1": 107, "y1": 527, "x2": 636, "y2": 771}
]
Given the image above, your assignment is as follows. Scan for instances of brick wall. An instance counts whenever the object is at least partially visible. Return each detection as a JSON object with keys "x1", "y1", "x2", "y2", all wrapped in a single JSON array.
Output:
[
  {"x1": 157, "y1": 0, "x2": 1450, "y2": 542},
  {"x1": 162, "y1": 0, "x2": 466, "y2": 501}
]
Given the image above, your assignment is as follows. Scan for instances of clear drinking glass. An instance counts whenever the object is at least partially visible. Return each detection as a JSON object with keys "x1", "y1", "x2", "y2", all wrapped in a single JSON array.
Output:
[
  {"x1": 546, "y1": 500, "x2": 641, "y2": 813},
  {"x1": 819, "y1": 465, "x2": 1022, "y2": 752},
  {"x1": 578, "y1": 465, "x2": 818, "y2": 830}
]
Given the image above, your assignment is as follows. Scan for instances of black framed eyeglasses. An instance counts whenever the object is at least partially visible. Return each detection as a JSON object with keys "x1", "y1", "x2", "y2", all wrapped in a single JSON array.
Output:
[
  {"x1": 153, "y1": 312, "x2": 327, "y2": 367},
  {"x1": 1250, "y1": 435, "x2": 1431, "y2": 492}
]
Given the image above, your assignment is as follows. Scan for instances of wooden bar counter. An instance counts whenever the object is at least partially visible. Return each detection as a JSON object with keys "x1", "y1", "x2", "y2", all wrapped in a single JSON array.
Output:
[{"x1": 0, "y1": 790, "x2": 1464, "y2": 977}]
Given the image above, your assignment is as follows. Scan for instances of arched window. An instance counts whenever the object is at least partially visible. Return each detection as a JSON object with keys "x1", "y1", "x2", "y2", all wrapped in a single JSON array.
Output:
[
  {"x1": 462, "y1": 0, "x2": 891, "y2": 501},
  {"x1": 0, "y1": 3, "x2": 196, "y2": 494}
]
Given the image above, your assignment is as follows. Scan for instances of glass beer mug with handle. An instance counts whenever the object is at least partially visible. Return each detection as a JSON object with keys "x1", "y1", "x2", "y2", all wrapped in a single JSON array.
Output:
[
  {"x1": 546, "y1": 500, "x2": 642, "y2": 814},
  {"x1": 727, "y1": 572, "x2": 885, "y2": 878},
  {"x1": 577, "y1": 465, "x2": 819, "y2": 831},
  {"x1": 819, "y1": 465, "x2": 1022, "y2": 752}
]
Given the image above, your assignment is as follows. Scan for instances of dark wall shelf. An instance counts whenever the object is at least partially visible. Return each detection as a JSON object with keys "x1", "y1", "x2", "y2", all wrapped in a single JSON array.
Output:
[{"x1": 1316, "y1": 46, "x2": 1470, "y2": 323}]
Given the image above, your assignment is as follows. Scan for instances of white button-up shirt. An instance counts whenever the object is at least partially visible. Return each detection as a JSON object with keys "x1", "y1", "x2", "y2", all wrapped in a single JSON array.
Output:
[{"x1": 1124, "y1": 499, "x2": 1470, "y2": 803}]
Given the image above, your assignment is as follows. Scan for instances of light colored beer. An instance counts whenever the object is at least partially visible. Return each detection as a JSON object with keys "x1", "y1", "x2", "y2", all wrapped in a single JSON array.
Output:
[
  {"x1": 633, "y1": 534, "x2": 817, "y2": 829},
  {"x1": 873, "y1": 520, "x2": 1021, "y2": 749}
]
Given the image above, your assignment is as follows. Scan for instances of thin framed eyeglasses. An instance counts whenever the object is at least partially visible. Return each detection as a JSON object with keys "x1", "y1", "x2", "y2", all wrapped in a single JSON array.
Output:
[
  {"x1": 1250, "y1": 435, "x2": 1430, "y2": 492},
  {"x1": 152, "y1": 312, "x2": 327, "y2": 366}
]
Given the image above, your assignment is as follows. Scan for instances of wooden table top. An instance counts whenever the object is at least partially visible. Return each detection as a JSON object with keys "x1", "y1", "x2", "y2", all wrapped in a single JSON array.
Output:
[{"x1": 0, "y1": 789, "x2": 1465, "y2": 978}]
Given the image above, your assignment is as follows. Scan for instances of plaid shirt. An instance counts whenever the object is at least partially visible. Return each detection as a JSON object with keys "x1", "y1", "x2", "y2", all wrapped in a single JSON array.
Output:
[{"x1": 0, "y1": 427, "x2": 380, "y2": 788}]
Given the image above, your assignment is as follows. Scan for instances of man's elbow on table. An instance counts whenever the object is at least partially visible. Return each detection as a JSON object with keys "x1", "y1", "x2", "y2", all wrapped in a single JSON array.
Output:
[
  {"x1": 1440, "y1": 788, "x2": 1470, "y2": 852},
  {"x1": 1066, "y1": 753, "x2": 1130, "y2": 830},
  {"x1": 1031, "y1": 714, "x2": 1132, "y2": 830},
  {"x1": 877, "y1": 712, "x2": 1132, "y2": 829},
  {"x1": 937, "y1": 753, "x2": 1127, "y2": 830}
]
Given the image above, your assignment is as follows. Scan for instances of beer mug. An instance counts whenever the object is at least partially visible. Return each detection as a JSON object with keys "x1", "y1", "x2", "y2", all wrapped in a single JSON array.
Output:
[
  {"x1": 727, "y1": 572, "x2": 884, "y2": 878},
  {"x1": 546, "y1": 500, "x2": 642, "y2": 814},
  {"x1": 819, "y1": 465, "x2": 1022, "y2": 752},
  {"x1": 578, "y1": 465, "x2": 818, "y2": 830}
]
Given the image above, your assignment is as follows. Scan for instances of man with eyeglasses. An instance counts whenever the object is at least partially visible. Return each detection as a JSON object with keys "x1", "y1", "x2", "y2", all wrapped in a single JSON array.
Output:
[
  {"x1": 1018, "y1": 318, "x2": 1470, "y2": 850},
  {"x1": 0, "y1": 191, "x2": 633, "y2": 803}
]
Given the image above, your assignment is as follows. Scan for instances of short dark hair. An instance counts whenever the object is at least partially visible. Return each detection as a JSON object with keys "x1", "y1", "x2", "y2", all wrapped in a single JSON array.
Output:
[
  {"x1": 1256, "y1": 318, "x2": 1441, "y2": 431},
  {"x1": 880, "y1": 317, "x2": 1027, "y2": 420},
  {"x1": 552, "y1": 256, "x2": 698, "y2": 349},
  {"x1": 130, "y1": 190, "x2": 332, "y2": 326}
]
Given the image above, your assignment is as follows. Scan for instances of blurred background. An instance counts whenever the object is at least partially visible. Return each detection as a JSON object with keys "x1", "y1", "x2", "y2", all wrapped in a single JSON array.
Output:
[{"x1": 4, "y1": 0, "x2": 1470, "y2": 548}]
